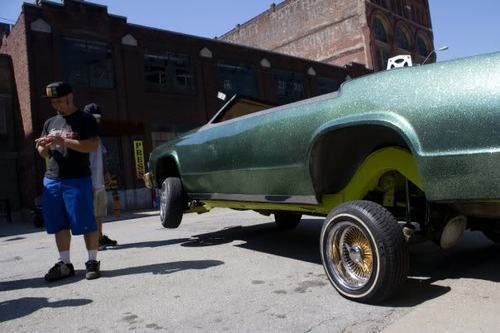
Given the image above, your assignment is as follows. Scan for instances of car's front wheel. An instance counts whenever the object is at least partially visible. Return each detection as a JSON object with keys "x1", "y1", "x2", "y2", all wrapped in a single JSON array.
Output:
[
  {"x1": 320, "y1": 200, "x2": 408, "y2": 304},
  {"x1": 160, "y1": 177, "x2": 186, "y2": 229},
  {"x1": 274, "y1": 212, "x2": 302, "y2": 230}
]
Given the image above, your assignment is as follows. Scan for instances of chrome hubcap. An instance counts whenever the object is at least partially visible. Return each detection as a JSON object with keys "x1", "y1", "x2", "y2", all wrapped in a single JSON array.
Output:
[{"x1": 327, "y1": 221, "x2": 374, "y2": 290}]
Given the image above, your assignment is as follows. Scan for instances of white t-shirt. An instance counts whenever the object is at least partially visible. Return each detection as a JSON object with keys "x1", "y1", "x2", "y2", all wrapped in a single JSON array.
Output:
[{"x1": 89, "y1": 139, "x2": 106, "y2": 191}]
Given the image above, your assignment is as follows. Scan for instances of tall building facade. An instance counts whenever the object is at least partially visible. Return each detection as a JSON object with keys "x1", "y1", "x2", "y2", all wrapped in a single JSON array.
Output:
[
  {"x1": 0, "y1": 0, "x2": 369, "y2": 214},
  {"x1": 221, "y1": 0, "x2": 434, "y2": 71},
  {"x1": 0, "y1": 54, "x2": 20, "y2": 219}
]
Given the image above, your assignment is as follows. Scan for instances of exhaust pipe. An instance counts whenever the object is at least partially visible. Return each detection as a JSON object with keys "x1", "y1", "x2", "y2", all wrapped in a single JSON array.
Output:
[{"x1": 440, "y1": 215, "x2": 467, "y2": 249}]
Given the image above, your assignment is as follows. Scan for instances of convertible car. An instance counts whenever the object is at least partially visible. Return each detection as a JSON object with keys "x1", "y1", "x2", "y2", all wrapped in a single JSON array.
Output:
[{"x1": 144, "y1": 52, "x2": 500, "y2": 303}]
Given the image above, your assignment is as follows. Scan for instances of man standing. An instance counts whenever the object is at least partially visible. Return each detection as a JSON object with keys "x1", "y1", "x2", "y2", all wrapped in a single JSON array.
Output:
[
  {"x1": 36, "y1": 81, "x2": 101, "y2": 281},
  {"x1": 83, "y1": 103, "x2": 118, "y2": 250}
]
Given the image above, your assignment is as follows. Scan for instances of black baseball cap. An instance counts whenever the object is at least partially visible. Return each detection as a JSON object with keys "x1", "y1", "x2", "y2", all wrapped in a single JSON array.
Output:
[
  {"x1": 84, "y1": 103, "x2": 102, "y2": 118},
  {"x1": 42, "y1": 81, "x2": 72, "y2": 99}
]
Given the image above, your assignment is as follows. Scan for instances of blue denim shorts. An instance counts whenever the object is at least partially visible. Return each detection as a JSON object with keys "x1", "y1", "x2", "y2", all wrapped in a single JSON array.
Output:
[{"x1": 42, "y1": 176, "x2": 97, "y2": 235}]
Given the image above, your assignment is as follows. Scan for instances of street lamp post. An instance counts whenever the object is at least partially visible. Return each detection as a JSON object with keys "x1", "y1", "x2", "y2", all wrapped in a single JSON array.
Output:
[{"x1": 423, "y1": 46, "x2": 449, "y2": 65}]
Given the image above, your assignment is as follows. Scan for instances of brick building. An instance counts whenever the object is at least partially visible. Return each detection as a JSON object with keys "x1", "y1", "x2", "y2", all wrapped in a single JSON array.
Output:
[
  {"x1": 0, "y1": 0, "x2": 370, "y2": 214},
  {"x1": 0, "y1": 54, "x2": 21, "y2": 221},
  {"x1": 221, "y1": 0, "x2": 434, "y2": 71}
]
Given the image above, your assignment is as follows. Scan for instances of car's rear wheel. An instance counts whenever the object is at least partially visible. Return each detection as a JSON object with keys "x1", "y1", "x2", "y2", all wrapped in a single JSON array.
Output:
[
  {"x1": 274, "y1": 212, "x2": 302, "y2": 230},
  {"x1": 320, "y1": 200, "x2": 408, "y2": 304},
  {"x1": 160, "y1": 177, "x2": 186, "y2": 229}
]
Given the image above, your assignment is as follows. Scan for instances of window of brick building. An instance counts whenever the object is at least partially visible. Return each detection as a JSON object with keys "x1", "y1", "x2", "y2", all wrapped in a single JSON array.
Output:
[
  {"x1": 217, "y1": 64, "x2": 257, "y2": 98},
  {"x1": 62, "y1": 38, "x2": 114, "y2": 88},
  {"x1": 272, "y1": 70, "x2": 305, "y2": 104},
  {"x1": 416, "y1": 35, "x2": 430, "y2": 57},
  {"x1": 373, "y1": 16, "x2": 388, "y2": 43},
  {"x1": 396, "y1": 26, "x2": 411, "y2": 50},
  {"x1": 144, "y1": 52, "x2": 194, "y2": 93},
  {"x1": 376, "y1": 47, "x2": 390, "y2": 71},
  {"x1": 316, "y1": 77, "x2": 341, "y2": 96}
]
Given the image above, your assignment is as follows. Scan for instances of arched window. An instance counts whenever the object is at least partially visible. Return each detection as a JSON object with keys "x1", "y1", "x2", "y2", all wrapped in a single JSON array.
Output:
[
  {"x1": 373, "y1": 17, "x2": 388, "y2": 43},
  {"x1": 376, "y1": 46, "x2": 390, "y2": 71},
  {"x1": 395, "y1": 26, "x2": 410, "y2": 50},
  {"x1": 416, "y1": 35, "x2": 429, "y2": 57}
]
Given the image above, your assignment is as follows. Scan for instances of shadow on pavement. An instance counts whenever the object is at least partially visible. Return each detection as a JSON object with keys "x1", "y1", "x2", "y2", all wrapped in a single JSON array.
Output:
[
  {"x1": 0, "y1": 297, "x2": 92, "y2": 322},
  {"x1": 102, "y1": 209, "x2": 159, "y2": 223},
  {"x1": 381, "y1": 279, "x2": 452, "y2": 307},
  {"x1": 178, "y1": 218, "x2": 500, "y2": 306},
  {"x1": 105, "y1": 238, "x2": 191, "y2": 250},
  {"x1": 0, "y1": 260, "x2": 223, "y2": 293},
  {"x1": 181, "y1": 218, "x2": 324, "y2": 264},
  {"x1": 103, "y1": 260, "x2": 224, "y2": 277}
]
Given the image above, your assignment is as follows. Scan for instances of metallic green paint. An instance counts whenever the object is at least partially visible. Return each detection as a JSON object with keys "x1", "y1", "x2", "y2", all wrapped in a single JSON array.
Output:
[
  {"x1": 149, "y1": 52, "x2": 500, "y2": 203},
  {"x1": 196, "y1": 147, "x2": 420, "y2": 215}
]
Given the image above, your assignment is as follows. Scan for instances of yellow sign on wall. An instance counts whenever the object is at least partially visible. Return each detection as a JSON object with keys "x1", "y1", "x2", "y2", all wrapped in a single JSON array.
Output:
[{"x1": 133, "y1": 140, "x2": 145, "y2": 180}]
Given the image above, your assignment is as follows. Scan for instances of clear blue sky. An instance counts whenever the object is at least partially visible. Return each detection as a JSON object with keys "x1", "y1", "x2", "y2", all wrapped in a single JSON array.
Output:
[{"x1": 1, "y1": 0, "x2": 499, "y2": 62}]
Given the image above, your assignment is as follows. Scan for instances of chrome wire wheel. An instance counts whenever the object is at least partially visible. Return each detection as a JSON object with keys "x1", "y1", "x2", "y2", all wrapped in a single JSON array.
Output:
[
  {"x1": 327, "y1": 220, "x2": 374, "y2": 291},
  {"x1": 321, "y1": 201, "x2": 409, "y2": 303}
]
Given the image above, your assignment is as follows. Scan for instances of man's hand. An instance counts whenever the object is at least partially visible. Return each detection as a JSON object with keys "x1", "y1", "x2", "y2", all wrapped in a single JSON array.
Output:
[
  {"x1": 35, "y1": 136, "x2": 52, "y2": 158},
  {"x1": 35, "y1": 136, "x2": 51, "y2": 147},
  {"x1": 46, "y1": 134, "x2": 65, "y2": 147}
]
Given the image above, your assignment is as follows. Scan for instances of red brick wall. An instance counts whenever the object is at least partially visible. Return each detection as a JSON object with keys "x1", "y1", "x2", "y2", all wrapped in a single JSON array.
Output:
[
  {"x1": 221, "y1": 0, "x2": 369, "y2": 67},
  {"x1": 0, "y1": 14, "x2": 38, "y2": 208},
  {"x1": 221, "y1": 0, "x2": 434, "y2": 71}
]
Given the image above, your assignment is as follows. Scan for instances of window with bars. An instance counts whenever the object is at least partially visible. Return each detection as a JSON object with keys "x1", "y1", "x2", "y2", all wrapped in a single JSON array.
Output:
[{"x1": 144, "y1": 52, "x2": 195, "y2": 93}]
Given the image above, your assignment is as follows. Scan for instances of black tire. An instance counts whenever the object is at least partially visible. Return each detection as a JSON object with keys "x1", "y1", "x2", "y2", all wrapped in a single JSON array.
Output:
[
  {"x1": 320, "y1": 200, "x2": 409, "y2": 304},
  {"x1": 160, "y1": 177, "x2": 186, "y2": 229},
  {"x1": 274, "y1": 212, "x2": 302, "y2": 230}
]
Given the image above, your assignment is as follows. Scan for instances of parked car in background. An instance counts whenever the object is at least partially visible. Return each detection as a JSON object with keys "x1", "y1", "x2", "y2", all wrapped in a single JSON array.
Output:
[{"x1": 145, "y1": 52, "x2": 500, "y2": 303}]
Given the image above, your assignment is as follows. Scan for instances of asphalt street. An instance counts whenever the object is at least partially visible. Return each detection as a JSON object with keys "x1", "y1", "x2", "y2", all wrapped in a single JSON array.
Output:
[{"x1": 1, "y1": 208, "x2": 500, "y2": 332}]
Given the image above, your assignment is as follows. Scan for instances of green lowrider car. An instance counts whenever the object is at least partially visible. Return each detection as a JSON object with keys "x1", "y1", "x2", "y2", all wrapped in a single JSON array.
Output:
[{"x1": 144, "y1": 52, "x2": 500, "y2": 303}]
